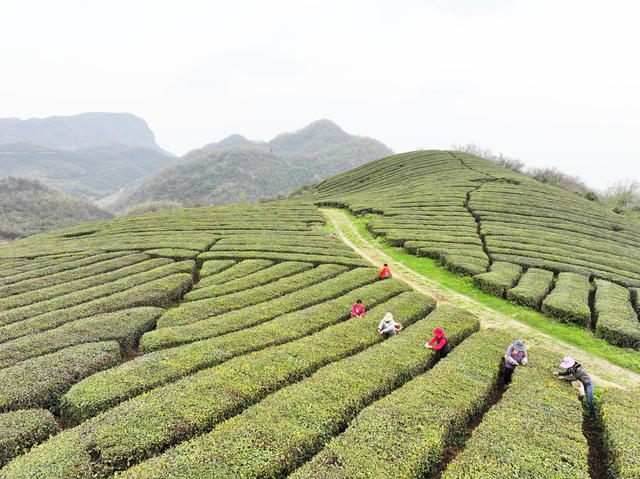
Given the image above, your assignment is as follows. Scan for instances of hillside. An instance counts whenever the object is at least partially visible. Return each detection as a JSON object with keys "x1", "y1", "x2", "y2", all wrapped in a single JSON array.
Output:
[
  {"x1": 307, "y1": 150, "x2": 640, "y2": 349},
  {"x1": 0, "y1": 177, "x2": 113, "y2": 239},
  {"x1": 0, "y1": 112, "x2": 162, "y2": 151},
  {"x1": 0, "y1": 113, "x2": 177, "y2": 202},
  {"x1": 0, "y1": 155, "x2": 637, "y2": 477},
  {"x1": 118, "y1": 119, "x2": 393, "y2": 209}
]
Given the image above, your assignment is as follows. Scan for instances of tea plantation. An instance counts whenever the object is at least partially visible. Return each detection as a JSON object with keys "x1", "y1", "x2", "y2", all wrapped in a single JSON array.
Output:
[
  {"x1": 309, "y1": 150, "x2": 640, "y2": 350},
  {"x1": 0, "y1": 153, "x2": 637, "y2": 477}
]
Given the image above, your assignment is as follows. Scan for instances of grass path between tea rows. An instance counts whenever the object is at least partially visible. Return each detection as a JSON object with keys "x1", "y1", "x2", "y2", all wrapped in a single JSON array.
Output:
[{"x1": 323, "y1": 209, "x2": 640, "y2": 391}]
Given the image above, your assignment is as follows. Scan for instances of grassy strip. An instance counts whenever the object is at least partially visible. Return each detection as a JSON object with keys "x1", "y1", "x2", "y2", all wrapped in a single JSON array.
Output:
[
  {"x1": 158, "y1": 264, "x2": 347, "y2": 327},
  {"x1": 472, "y1": 261, "x2": 523, "y2": 297},
  {"x1": 541, "y1": 272, "x2": 592, "y2": 327},
  {"x1": 142, "y1": 268, "x2": 383, "y2": 352},
  {"x1": 194, "y1": 259, "x2": 272, "y2": 288},
  {"x1": 144, "y1": 249, "x2": 200, "y2": 260},
  {"x1": 62, "y1": 275, "x2": 405, "y2": 423},
  {"x1": 0, "y1": 341, "x2": 121, "y2": 412},
  {"x1": 0, "y1": 409, "x2": 59, "y2": 467},
  {"x1": 0, "y1": 307, "x2": 163, "y2": 369},
  {"x1": 442, "y1": 349, "x2": 590, "y2": 478},
  {"x1": 0, "y1": 273, "x2": 193, "y2": 343},
  {"x1": 0, "y1": 258, "x2": 174, "y2": 324},
  {"x1": 12, "y1": 292, "x2": 436, "y2": 477},
  {"x1": 0, "y1": 254, "x2": 161, "y2": 310},
  {"x1": 599, "y1": 387, "x2": 640, "y2": 478},
  {"x1": 334, "y1": 209, "x2": 640, "y2": 374},
  {"x1": 198, "y1": 250, "x2": 369, "y2": 267},
  {"x1": 594, "y1": 280, "x2": 640, "y2": 349},
  {"x1": 0, "y1": 252, "x2": 134, "y2": 296},
  {"x1": 184, "y1": 261, "x2": 313, "y2": 301},
  {"x1": 506, "y1": 267, "x2": 554, "y2": 309},
  {"x1": 197, "y1": 259, "x2": 236, "y2": 279},
  {"x1": 118, "y1": 305, "x2": 479, "y2": 479},
  {"x1": 291, "y1": 328, "x2": 509, "y2": 478}
]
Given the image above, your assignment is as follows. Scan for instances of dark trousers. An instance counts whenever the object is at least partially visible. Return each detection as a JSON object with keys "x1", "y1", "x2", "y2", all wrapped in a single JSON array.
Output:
[
  {"x1": 580, "y1": 383, "x2": 596, "y2": 417},
  {"x1": 504, "y1": 366, "x2": 514, "y2": 385}
]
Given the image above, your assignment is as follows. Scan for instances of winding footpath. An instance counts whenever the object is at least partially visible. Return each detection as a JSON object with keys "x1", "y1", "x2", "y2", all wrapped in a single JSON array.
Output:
[{"x1": 323, "y1": 209, "x2": 640, "y2": 391}]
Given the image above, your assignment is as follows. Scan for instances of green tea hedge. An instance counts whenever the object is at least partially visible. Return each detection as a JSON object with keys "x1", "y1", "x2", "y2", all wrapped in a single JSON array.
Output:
[
  {"x1": 198, "y1": 250, "x2": 369, "y2": 267},
  {"x1": 14, "y1": 292, "x2": 436, "y2": 476},
  {"x1": 195, "y1": 259, "x2": 273, "y2": 288},
  {"x1": 291, "y1": 328, "x2": 509, "y2": 478},
  {"x1": 0, "y1": 409, "x2": 59, "y2": 467},
  {"x1": 442, "y1": 349, "x2": 590, "y2": 478},
  {"x1": 62, "y1": 277, "x2": 409, "y2": 423},
  {"x1": 143, "y1": 248, "x2": 200, "y2": 260},
  {"x1": 158, "y1": 264, "x2": 347, "y2": 327},
  {"x1": 0, "y1": 307, "x2": 163, "y2": 369},
  {"x1": 472, "y1": 261, "x2": 523, "y2": 298},
  {"x1": 0, "y1": 273, "x2": 193, "y2": 343},
  {"x1": 118, "y1": 304, "x2": 479, "y2": 478},
  {"x1": 0, "y1": 341, "x2": 121, "y2": 412},
  {"x1": 142, "y1": 267, "x2": 383, "y2": 351},
  {"x1": 197, "y1": 259, "x2": 236, "y2": 279},
  {"x1": 184, "y1": 261, "x2": 312, "y2": 301},
  {"x1": 541, "y1": 272, "x2": 592, "y2": 326},
  {"x1": 506, "y1": 267, "x2": 554, "y2": 309},
  {"x1": 599, "y1": 387, "x2": 640, "y2": 478},
  {"x1": 594, "y1": 280, "x2": 640, "y2": 349}
]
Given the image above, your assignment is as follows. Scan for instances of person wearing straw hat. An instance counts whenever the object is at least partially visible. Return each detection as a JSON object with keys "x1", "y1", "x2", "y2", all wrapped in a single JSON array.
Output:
[
  {"x1": 377, "y1": 312, "x2": 401, "y2": 338},
  {"x1": 503, "y1": 339, "x2": 528, "y2": 386},
  {"x1": 424, "y1": 327, "x2": 450, "y2": 358},
  {"x1": 554, "y1": 357, "x2": 596, "y2": 418}
]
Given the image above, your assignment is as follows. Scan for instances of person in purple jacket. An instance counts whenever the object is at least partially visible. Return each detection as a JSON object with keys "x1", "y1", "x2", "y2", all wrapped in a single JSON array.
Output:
[{"x1": 504, "y1": 339, "x2": 528, "y2": 386}]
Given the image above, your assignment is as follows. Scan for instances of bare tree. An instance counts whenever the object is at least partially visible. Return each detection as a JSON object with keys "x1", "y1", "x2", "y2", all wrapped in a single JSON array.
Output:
[
  {"x1": 451, "y1": 142, "x2": 525, "y2": 173},
  {"x1": 603, "y1": 179, "x2": 640, "y2": 209}
]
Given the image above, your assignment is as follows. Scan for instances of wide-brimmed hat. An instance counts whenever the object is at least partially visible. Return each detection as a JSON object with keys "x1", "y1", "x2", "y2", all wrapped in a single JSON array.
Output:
[
  {"x1": 511, "y1": 340, "x2": 527, "y2": 352},
  {"x1": 433, "y1": 327, "x2": 444, "y2": 337},
  {"x1": 383, "y1": 312, "x2": 393, "y2": 322},
  {"x1": 560, "y1": 357, "x2": 575, "y2": 368}
]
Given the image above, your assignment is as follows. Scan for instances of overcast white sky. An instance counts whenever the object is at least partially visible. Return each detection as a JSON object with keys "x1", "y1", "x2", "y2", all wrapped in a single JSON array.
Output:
[{"x1": 1, "y1": 0, "x2": 639, "y2": 189}]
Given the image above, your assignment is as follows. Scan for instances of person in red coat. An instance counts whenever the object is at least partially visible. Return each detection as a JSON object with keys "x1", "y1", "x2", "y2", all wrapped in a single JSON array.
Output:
[
  {"x1": 424, "y1": 328, "x2": 450, "y2": 358},
  {"x1": 351, "y1": 299, "x2": 365, "y2": 317},
  {"x1": 380, "y1": 263, "x2": 391, "y2": 280}
]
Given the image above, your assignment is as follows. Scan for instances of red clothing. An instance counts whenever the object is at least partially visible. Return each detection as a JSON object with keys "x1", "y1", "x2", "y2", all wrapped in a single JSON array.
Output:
[
  {"x1": 428, "y1": 335, "x2": 447, "y2": 350},
  {"x1": 380, "y1": 266, "x2": 391, "y2": 279},
  {"x1": 351, "y1": 303, "x2": 365, "y2": 317}
]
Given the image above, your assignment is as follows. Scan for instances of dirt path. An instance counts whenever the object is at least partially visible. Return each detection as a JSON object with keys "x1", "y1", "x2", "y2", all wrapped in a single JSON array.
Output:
[{"x1": 324, "y1": 209, "x2": 640, "y2": 391}]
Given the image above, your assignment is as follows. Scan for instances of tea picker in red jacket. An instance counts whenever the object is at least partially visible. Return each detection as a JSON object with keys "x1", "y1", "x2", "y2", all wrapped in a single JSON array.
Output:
[
  {"x1": 424, "y1": 328, "x2": 450, "y2": 358},
  {"x1": 380, "y1": 264, "x2": 391, "y2": 280},
  {"x1": 351, "y1": 299, "x2": 365, "y2": 317}
]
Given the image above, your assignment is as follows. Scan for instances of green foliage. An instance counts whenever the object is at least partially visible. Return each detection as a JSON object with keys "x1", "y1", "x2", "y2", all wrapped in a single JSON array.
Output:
[
  {"x1": 291, "y1": 327, "x2": 508, "y2": 478},
  {"x1": 594, "y1": 279, "x2": 640, "y2": 349},
  {"x1": 0, "y1": 307, "x2": 163, "y2": 369},
  {"x1": 506, "y1": 267, "x2": 554, "y2": 309},
  {"x1": 193, "y1": 259, "x2": 272, "y2": 288},
  {"x1": 599, "y1": 387, "x2": 640, "y2": 478},
  {"x1": 0, "y1": 409, "x2": 59, "y2": 467},
  {"x1": 118, "y1": 304, "x2": 478, "y2": 478},
  {"x1": 472, "y1": 261, "x2": 523, "y2": 297},
  {"x1": 123, "y1": 200, "x2": 183, "y2": 217},
  {"x1": 198, "y1": 250, "x2": 368, "y2": 267},
  {"x1": 0, "y1": 341, "x2": 121, "y2": 412},
  {"x1": 0, "y1": 177, "x2": 113, "y2": 239},
  {"x1": 197, "y1": 259, "x2": 236, "y2": 279},
  {"x1": 541, "y1": 272, "x2": 592, "y2": 326},
  {"x1": 442, "y1": 348, "x2": 590, "y2": 478}
]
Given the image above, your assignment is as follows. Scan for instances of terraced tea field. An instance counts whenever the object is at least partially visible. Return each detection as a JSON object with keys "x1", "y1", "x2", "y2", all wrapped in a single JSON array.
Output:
[
  {"x1": 309, "y1": 150, "x2": 640, "y2": 351},
  {"x1": 0, "y1": 155, "x2": 637, "y2": 477}
]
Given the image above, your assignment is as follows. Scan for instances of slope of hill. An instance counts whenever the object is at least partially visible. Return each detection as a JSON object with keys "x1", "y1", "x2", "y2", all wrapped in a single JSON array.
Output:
[
  {"x1": 306, "y1": 150, "x2": 640, "y2": 349},
  {"x1": 0, "y1": 177, "x2": 113, "y2": 240},
  {"x1": 0, "y1": 197, "x2": 635, "y2": 477},
  {"x1": 118, "y1": 120, "x2": 393, "y2": 209},
  {"x1": 0, "y1": 112, "x2": 161, "y2": 151}
]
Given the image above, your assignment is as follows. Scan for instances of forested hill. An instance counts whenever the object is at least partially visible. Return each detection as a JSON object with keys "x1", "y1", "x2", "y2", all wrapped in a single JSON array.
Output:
[
  {"x1": 0, "y1": 113, "x2": 177, "y2": 202},
  {"x1": 0, "y1": 177, "x2": 113, "y2": 239},
  {"x1": 118, "y1": 119, "x2": 392, "y2": 209}
]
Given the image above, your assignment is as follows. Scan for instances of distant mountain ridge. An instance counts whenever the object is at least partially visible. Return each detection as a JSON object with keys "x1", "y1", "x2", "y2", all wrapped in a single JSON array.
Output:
[
  {"x1": 118, "y1": 119, "x2": 393, "y2": 209},
  {"x1": 0, "y1": 113, "x2": 178, "y2": 202},
  {"x1": 0, "y1": 112, "x2": 161, "y2": 151}
]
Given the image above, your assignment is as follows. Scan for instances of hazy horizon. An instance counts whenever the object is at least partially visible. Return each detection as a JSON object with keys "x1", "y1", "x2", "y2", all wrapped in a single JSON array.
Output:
[{"x1": 2, "y1": 0, "x2": 639, "y2": 189}]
